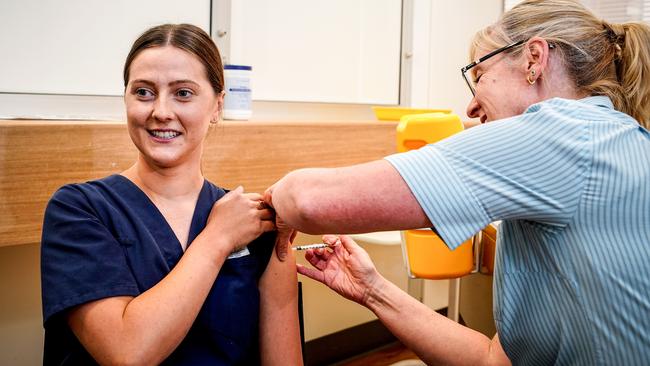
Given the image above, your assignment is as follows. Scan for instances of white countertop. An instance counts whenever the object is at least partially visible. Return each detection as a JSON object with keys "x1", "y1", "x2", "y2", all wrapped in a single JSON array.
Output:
[{"x1": 349, "y1": 231, "x2": 401, "y2": 246}]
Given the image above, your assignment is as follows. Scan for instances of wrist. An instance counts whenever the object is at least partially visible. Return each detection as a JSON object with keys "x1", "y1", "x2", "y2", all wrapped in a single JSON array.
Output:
[
  {"x1": 361, "y1": 271, "x2": 389, "y2": 308},
  {"x1": 191, "y1": 231, "x2": 232, "y2": 262}
]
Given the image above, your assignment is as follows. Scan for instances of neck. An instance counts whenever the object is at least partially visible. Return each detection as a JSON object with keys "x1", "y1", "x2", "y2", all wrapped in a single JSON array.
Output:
[
  {"x1": 122, "y1": 156, "x2": 204, "y2": 201},
  {"x1": 537, "y1": 59, "x2": 589, "y2": 102},
  {"x1": 537, "y1": 79, "x2": 588, "y2": 101}
]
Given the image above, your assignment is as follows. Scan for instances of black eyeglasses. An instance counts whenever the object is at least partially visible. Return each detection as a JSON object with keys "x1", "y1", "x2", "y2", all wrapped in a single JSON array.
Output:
[{"x1": 461, "y1": 40, "x2": 525, "y2": 96}]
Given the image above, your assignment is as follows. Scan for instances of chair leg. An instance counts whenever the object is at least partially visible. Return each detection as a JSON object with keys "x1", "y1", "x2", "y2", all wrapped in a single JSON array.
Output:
[
  {"x1": 447, "y1": 278, "x2": 461, "y2": 322},
  {"x1": 407, "y1": 277, "x2": 424, "y2": 302},
  {"x1": 298, "y1": 281, "x2": 306, "y2": 364}
]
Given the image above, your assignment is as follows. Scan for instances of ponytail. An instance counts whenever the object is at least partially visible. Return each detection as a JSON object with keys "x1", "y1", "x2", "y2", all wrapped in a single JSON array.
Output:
[{"x1": 611, "y1": 22, "x2": 650, "y2": 128}]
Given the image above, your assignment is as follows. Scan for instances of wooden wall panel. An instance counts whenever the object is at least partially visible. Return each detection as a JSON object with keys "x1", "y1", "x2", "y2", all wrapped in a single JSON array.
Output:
[{"x1": 0, "y1": 120, "x2": 396, "y2": 247}]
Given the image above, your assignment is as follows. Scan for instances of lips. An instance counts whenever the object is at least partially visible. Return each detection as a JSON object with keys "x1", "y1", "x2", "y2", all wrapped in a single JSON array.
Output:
[{"x1": 148, "y1": 129, "x2": 181, "y2": 140}]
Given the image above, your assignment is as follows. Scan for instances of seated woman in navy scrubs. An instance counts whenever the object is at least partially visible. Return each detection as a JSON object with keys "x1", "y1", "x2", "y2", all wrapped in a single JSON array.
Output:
[{"x1": 40, "y1": 24, "x2": 303, "y2": 365}]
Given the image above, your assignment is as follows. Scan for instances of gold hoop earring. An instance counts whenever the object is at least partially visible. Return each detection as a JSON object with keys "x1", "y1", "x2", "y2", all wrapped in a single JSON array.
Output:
[{"x1": 527, "y1": 70, "x2": 536, "y2": 85}]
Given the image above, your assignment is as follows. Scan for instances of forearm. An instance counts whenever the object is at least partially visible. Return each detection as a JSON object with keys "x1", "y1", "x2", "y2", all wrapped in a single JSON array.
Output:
[
  {"x1": 365, "y1": 276, "x2": 496, "y2": 366},
  {"x1": 73, "y1": 232, "x2": 230, "y2": 365},
  {"x1": 298, "y1": 235, "x2": 509, "y2": 365},
  {"x1": 126, "y1": 234, "x2": 229, "y2": 360}
]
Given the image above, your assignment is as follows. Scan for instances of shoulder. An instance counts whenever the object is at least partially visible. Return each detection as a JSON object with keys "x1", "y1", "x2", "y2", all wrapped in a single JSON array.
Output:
[
  {"x1": 518, "y1": 96, "x2": 641, "y2": 147},
  {"x1": 445, "y1": 97, "x2": 617, "y2": 150},
  {"x1": 524, "y1": 96, "x2": 636, "y2": 126},
  {"x1": 47, "y1": 175, "x2": 119, "y2": 209},
  {"x1": 202, "y1": 179, "x2": 227, "y2": 202},
  {"x1": 43, "y1": 175, "x2": 144, "y2": 237}
]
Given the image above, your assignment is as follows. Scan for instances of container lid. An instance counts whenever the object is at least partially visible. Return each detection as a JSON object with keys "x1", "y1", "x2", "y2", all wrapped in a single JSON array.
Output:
[{"x1": 224, "y1": 64, "x2": 252, "y2": 71}]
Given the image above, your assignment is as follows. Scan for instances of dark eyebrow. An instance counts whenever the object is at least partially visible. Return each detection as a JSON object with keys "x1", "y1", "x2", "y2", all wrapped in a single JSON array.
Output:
[
  {"x1": 169, "y1": 79, "x2": 201, "y2": 89},
  {"x1": 130, "y1": 79, "x2": 155, "y2": 87},
  {"x1": 129, "y1": 79, "x2": 200, "y2": 89}
]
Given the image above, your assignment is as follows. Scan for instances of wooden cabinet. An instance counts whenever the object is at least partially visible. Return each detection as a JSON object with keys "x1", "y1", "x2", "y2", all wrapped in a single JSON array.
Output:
[{"x1": 0, "y1": 120, "x2": 396, "y2": 247}]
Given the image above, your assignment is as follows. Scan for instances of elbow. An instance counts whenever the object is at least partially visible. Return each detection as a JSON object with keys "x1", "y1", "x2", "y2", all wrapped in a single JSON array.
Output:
[
  {"x1": 105, "y1": 345, "x2": 163, "y2": 366},
  {"x1": 289, "y1": 192, "x2": 322, "y2": 234},
  {"x1": 108, "y1": 353, "x2": 147, "y2": 366},
  {"x1": 116, "y1": 354, "x2": 161, "y2": 366},
  {"x1": 273, "y1": 170, "x2": 323, "y2": 232},
  {"x1": 112, "y1": 358, "x2": 140, "y2": 366}
]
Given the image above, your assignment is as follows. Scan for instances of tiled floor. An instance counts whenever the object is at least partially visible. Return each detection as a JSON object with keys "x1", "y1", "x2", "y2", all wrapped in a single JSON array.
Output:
[{"x1": 335, "y1": 342, "x2": 424, "y2": 366}]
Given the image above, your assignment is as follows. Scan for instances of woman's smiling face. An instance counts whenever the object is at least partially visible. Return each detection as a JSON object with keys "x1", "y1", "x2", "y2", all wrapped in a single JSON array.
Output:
[
  {"x1": 124, "y1": 45, "x2": 222, "y2": 169},
  {"x1": 465, "y1": 46, "x2": 536, "y2": 124}
]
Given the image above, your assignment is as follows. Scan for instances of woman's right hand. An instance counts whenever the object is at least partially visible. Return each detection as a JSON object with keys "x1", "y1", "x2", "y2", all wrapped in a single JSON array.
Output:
[
  {"x1": 297, "y1": 235, "x2": 383, "y2": 306},
  {"x1": 203, "y1": 186, "x2": 276, "y2": 255}
]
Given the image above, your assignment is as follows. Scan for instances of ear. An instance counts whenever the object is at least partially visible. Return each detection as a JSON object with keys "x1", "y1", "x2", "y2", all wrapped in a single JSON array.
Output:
[
  {"x1": 211, "y1": 91, "x2": 225, "y2": 122},
  {"x1": 523, "y1": 37, "x2": 551, "y2": 83}
]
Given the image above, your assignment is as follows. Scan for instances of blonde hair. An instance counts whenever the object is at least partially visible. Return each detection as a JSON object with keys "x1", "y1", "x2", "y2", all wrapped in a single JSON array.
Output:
[{"x1": 471, "y1": 0, "x2": 650, "y2": 128}]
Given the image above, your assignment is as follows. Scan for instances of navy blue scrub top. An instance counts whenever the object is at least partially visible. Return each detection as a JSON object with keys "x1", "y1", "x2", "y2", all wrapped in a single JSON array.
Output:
[{"x1": 41, "y1": 175, "x2": 274, "y2": 365}]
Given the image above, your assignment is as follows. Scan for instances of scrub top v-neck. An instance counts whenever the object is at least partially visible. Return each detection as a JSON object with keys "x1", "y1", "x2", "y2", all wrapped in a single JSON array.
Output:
[{"x1": 41, "y1": 174, "x2": 274, "y2": 365}]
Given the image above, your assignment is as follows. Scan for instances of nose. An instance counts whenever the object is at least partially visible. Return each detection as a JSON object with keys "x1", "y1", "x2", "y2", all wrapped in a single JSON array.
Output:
[
  {"x1": 466, "y1": 96, "x2": 481, "y2": 120},
  {"x1": 152, "y1": 96, "x2": 174, "y2": 122}
]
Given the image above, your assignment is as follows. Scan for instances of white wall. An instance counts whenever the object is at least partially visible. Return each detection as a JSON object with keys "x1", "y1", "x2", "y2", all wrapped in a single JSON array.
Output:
[
  {"x1": 227, "y1": 0, "x2": 402, "y2": 104},
  {"x1": 0, "y1": 0, "x2": 400, "y2": 107},
  {"x1": 0, "y1": 0, "x2": 210, "y2": 96},
  {"x1": 408, "y1": 0, "x2": 503, "y2": 119},
  {"x1": 0, "y1": 0, "x2": 502, "y2": 119}
]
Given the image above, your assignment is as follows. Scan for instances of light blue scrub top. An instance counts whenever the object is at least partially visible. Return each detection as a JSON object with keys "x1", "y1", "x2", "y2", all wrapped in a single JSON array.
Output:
[{"x1": 386, "y1": 96, "x2": 650, "y2": 365}]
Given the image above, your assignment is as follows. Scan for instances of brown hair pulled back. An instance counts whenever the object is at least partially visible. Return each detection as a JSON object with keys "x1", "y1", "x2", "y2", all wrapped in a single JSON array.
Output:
[{"x1": 123, "y1": 24, "x2": 224, "y2": 95}]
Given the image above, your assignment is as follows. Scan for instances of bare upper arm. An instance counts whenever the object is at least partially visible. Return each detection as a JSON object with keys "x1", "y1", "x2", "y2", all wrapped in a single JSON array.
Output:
[
  {"x1": 258, "y1": 248, "x2": 303, "y2": 365},
  {"x1": 259, "y1": 247, "x2": 299, "y2": 304},
  {"x1": 273, "y1": 159, "x2": 431, "y2": 234}
]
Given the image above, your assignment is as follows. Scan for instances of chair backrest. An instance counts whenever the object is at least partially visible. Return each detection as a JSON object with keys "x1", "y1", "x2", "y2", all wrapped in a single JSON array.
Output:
[
  {"x1": 402, "y1": 230, "x2": 474, "y2": 279},
  {"x1": 396, "y1": 112, "x2": 474, "y2": 280},
  {"x1": 396, "y1": 112, "x2": 464, "y2": 152}
]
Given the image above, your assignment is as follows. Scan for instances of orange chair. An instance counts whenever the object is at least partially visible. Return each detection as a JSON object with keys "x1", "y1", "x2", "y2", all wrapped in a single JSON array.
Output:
[
  {"x1": 397, "y1": 112, "x2": 479, "y2": 322},
  {"x1": 396, "y1": 112, "x2": 463, "y2": 152},
  {"x1": 479, "y1": 223, "x2": 498, "y2": 275}
]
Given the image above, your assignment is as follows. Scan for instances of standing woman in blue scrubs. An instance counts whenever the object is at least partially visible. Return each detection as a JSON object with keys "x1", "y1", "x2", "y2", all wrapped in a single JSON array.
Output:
[
  {"x1": 41, "y1": 24, "x2": 303, "y2": 365},
  {"x1": 267, "y1": 0, "x2": 650, "y2": 364}
]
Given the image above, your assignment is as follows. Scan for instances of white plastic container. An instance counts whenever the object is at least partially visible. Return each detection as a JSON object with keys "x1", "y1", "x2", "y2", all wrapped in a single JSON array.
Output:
[{"x1": 223, "y1": 64, "x2": 252, "y2": 120}]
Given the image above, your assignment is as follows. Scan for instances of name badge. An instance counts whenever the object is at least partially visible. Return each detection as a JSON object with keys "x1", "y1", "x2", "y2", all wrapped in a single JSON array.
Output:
[{"x1": 227, "y1": 246, "x2": 250, "y2": 259}]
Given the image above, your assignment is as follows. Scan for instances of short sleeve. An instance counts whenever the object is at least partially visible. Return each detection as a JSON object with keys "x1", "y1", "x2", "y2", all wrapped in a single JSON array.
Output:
[
  {"x1": 386, "y1": 146, "x2": 492, "y2": 248},
  {"x1": 41, "y1": 185, "x2": 139, "y2": 325},
  {"x1": 250, "y1": 231, "x2": 276, "y2": 278},
  {"x1": 385, "y1": 101, "x2": 591, "y2": 248}
]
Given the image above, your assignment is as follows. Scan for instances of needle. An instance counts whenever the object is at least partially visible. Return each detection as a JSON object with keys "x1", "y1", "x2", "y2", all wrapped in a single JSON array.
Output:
[{"x1": 291, "y1": 243, "x2": 329, "y2": 251}]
